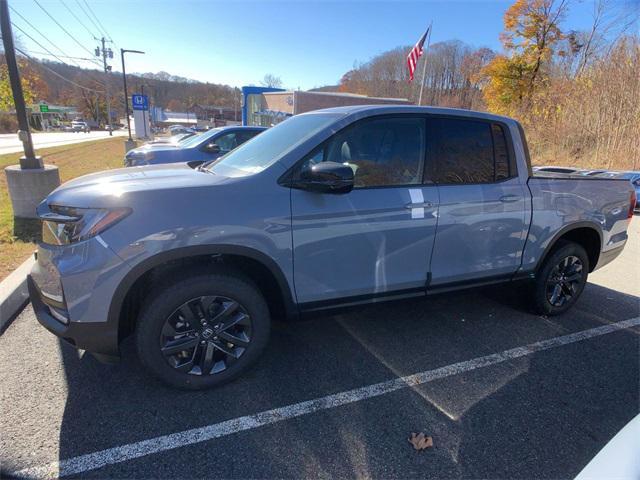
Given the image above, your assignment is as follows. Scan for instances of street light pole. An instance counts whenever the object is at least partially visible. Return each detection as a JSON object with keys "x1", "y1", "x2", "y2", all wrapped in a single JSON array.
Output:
[
  {"x1": 120, "y1": 48, "x2": 144, "y2": 142},
  {"x1": 0, "y1": 0, "x2": 40, "y2": 169}
]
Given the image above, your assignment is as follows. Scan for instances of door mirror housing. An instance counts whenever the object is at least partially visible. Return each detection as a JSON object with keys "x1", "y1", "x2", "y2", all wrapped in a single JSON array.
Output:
[
  {"x1": 293, "y1": 161, "x2": 354, "y2": 194},
  {"x1": 204, "y1": 142, "x2": 221, "y2": 154}
]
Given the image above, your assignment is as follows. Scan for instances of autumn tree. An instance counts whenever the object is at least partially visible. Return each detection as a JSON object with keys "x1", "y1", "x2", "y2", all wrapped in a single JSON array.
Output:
[
  {"x1": 481, "y1": 0, "x2": 568, "y2": 117},
  {"x1": 0, "y1": 57, "x2": 49, "y2": 111}
]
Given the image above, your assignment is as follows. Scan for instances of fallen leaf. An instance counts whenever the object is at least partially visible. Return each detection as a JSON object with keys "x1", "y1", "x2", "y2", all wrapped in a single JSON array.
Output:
[{"x1": 408, "y1": 432, "x2": 433, "y2": 451}]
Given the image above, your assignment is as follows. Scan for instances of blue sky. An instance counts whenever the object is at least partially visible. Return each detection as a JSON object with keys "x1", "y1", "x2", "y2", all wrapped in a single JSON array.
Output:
[{"x1": 9, "y1": 0, "x2": 639, "y2": 89}]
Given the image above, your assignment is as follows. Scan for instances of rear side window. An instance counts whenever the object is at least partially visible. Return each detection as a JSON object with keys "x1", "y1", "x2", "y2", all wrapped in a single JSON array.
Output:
[{"x1": 430, "y1": 118, "x2": 514, "y2": 184}]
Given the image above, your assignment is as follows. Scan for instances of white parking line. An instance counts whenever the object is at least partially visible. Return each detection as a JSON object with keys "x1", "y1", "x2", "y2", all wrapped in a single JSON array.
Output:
[{"x1": 14, "y1": 317, "x2": 640, "y2": 478}]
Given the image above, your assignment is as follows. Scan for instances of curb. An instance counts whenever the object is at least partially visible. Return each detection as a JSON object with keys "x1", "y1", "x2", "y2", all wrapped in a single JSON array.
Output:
[{"x1": 0, "y1": 255, "x2": 35, "y2": 333}]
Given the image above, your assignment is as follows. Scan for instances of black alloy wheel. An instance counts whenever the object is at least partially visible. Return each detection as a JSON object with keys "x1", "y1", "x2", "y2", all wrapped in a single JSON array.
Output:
[
  {"x1": 532, "y1": 240, "x2": 589, "y2": 316},
  {"x1": 160, "y1": 296, "x2": 252, "y2": 376},
  {"x1": 545, "y1": 255, "x2": 583, "y2": 307}
]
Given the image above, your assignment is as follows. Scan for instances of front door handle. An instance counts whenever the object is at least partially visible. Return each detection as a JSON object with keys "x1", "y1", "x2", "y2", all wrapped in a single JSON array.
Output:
[
  {"x1": 406, "y1": 201, "x2": 435, "y2": 209},
  {"x1": 499, "y1": 195, "x2": 520, "y2": 203}
]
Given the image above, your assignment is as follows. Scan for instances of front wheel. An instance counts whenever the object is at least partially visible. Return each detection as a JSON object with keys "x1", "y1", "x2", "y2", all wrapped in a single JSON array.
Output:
[
  {"x1": 135, "y1": 270, "x2": 270, "y2": 389},
  {"x1": 532, "y1": 241, "x2": 589, "y2": 316}
]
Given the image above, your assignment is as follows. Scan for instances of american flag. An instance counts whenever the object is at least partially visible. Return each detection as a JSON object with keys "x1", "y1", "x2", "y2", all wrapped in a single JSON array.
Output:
[{"x1": 407, "y1": 27, "x2": 430, "y2": 82}]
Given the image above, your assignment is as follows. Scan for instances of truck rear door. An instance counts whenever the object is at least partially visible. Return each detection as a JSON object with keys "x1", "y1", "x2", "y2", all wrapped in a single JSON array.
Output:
[{"x1": 428, "y1": 117, "x2": 528, "y2": 287}]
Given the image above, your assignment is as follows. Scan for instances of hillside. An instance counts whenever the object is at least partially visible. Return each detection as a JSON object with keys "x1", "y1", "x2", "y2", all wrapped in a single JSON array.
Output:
[{"x1": 0, "y1": 53, "x2": 240, "y2": 126}]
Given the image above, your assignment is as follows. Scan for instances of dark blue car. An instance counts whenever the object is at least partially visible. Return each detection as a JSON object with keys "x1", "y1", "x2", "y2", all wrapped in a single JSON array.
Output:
[{"x1": 124, "y1": 126, "x2": 266, "y2": 167}]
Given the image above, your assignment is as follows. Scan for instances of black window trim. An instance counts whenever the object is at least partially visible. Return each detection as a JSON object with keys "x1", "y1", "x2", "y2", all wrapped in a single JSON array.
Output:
[{"x1": 425, "y1": 114, "x2": 519, "y2": 187}]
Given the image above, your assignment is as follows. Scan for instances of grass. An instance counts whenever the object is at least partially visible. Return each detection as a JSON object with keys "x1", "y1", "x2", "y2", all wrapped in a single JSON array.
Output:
[{"x1": 0, "y1": 137, "x2": 125, "y2": 280}]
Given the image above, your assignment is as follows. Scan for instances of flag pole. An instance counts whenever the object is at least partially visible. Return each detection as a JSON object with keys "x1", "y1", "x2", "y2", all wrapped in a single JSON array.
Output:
[{"x1": 418, "y1": 22, "x2": 433, "y2": 106}]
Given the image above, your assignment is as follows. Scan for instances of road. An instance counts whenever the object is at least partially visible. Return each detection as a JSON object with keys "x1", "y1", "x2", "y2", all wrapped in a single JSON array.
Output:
[
  {"x1": 0, "y1": 130, "x2": 127, "y2": 155},
  {"x1": 1, "y1": 219, "x2": 638, "y2": 479}
]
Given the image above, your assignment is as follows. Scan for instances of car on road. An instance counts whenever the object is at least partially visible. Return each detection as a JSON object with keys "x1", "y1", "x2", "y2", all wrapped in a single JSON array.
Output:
[
  {"x1": 71, "y1": 120, "x2": 90, "y2": 133},
  {"x1": 124, "y1": 126, "x2": 266, "y2": 167},
  {"x1": 29, "y1": 106, "x2": 636, "y2": 389}
]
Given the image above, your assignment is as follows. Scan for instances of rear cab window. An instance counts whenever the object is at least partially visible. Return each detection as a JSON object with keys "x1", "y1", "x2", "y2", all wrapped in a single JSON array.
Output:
[{"x1": 429, "y1": 117, "x2": 516, "y2": 184}]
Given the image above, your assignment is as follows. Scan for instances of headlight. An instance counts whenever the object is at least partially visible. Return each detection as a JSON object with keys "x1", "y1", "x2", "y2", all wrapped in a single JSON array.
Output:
[{"x1": 41, "y1": 206, "x2": 132, "y2": 245}]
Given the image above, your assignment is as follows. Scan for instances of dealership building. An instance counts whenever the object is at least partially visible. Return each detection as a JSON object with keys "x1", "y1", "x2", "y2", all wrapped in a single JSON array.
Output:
[{"x1": 241, "y1": 86, "x2": 412, "y2": 127}]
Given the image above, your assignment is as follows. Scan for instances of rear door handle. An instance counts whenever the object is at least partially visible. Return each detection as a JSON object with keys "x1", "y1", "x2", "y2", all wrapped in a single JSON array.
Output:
[{"x1": 499, "y1": 195, "x2": 520, "y2": 203}]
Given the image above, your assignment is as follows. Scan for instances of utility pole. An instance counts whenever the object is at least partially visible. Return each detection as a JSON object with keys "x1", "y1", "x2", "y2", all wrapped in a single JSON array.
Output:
[
  {"x1": 96, "y1": 37, "x2": 113, "y2": 135},
  {"x1": 0, "y1": 0, "x2": 39, "y2": 168},
  {"x1": 2, "y1": 0, "x2": 60, "y2": 229}
]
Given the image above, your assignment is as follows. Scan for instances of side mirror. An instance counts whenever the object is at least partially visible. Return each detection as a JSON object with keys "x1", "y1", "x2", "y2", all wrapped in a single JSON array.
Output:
[
  {"x1": 293, "y1": 161, "x2": 354, "y2": 194},
  {"x1": 204, "y1": 143, "x2": 221, "y2": 154}
]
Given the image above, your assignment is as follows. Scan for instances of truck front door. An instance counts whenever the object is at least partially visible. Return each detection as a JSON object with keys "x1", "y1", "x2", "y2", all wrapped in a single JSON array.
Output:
[{"x1": 290, "y1": 115, "x2": 439, "y2": 305}]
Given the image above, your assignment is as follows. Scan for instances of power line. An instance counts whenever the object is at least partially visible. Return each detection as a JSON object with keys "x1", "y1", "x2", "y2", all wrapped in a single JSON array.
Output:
[
  {"x1": 11, "y1": 21, "x2": 105, "y2": 87},
  {"x1": 11, "y1": 22, "x2": 76, "y2": 67},
  {"x1": 15, "y1": 46, "x2": 105, "y2": 93},
  {"x1": 10, "y1": 5, "x2": 90, "y2": 70},
  {"x1": 59, "y1": 0, "x2": 98, "y2": 39},
  {"x1": 26, "y1": 50, "x2": 100, "y2": 62},
  {"x1": 32, "y1": 0, "x2": 102, "y2": 63},
  {"x1": 74, "y1": 0, "x2": 105, "y2": 41},
  {"x1": 82, "y1": 0, "x2": 113, "y2": 42}
]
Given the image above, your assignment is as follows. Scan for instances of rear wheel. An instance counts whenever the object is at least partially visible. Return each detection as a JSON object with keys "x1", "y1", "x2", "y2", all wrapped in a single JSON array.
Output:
[
  {"x1": 135, "y1": 270, "x2": 270, "y2": 389},
  {"x1": 532, "y1": 241, "x2": 589, "y2": 316}
]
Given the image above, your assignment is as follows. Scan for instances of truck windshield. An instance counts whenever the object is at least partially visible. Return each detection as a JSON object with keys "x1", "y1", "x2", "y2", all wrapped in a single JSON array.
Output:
[{"x1": 206, "y1": 113, "x2": 341, "y2": 176}]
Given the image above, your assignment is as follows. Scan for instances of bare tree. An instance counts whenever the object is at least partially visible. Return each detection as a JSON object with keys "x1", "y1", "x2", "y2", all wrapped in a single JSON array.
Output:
[{"x1": 260, "y1": 74, "x2": 283, "y2": 88}]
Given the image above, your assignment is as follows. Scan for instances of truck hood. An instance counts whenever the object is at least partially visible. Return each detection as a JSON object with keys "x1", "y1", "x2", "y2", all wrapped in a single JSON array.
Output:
[{"x1": 46, "y1": 163, "x2": 229, "y2": 208}]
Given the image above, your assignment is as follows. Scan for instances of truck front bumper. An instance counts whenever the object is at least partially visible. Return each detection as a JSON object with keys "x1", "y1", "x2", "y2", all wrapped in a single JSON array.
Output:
[{"x1": 28, "y1": 275, "x2": 120, "y2": 363}]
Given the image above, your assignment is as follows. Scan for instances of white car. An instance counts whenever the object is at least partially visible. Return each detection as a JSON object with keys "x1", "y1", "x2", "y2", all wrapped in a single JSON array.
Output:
[
  {"x1": 575, "y1": 414, "x2": 640, "y2": 479},
  {"x1": 71, "y1": 121, "x2": 90, "y2": 133}
]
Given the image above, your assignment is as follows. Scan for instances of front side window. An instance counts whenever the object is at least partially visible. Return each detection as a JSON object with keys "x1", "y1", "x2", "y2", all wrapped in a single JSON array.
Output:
[
  {"x1": 207, "y1": 113, "x2": 340, "y2": 177},
  {"x1": 300, "y1": 116, "x2": 426, "y2": 188},
  {"x1": 431, "y1": 118, "x2": 494, "y2": 184}
]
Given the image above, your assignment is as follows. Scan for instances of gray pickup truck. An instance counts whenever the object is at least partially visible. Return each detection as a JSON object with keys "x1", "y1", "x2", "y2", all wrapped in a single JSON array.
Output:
[{"x1": 29, "y1": 106, "x2": 636, "y2": 389}]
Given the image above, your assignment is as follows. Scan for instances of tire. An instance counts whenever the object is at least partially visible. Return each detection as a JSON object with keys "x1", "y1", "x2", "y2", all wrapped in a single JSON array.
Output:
[
  {"x1": 135, "y1": 270, "x2": 270, "y2": 390},
  {"x1": 531, "y1": 241, "x2": 589, "y2": 316}
]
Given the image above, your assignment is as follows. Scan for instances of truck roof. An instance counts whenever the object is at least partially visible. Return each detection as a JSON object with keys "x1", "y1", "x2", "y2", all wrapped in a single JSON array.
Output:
[{"x1": 306, "y1": 104, "x2": 517, "y2": 124}]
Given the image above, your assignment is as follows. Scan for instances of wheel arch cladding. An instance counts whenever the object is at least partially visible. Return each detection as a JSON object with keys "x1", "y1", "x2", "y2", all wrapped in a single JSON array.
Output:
[
  {"x1": 540, "y1": 224, "x2": 602, "y2": 273},
  {"x1": 109, "y1": 245, "x2": 297, "y2": 343}
]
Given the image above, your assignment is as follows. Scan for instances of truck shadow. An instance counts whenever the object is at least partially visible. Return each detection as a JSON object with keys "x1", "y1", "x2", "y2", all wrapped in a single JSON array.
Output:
[{"x1": 54, "y1": 281, "x2": 639, "y2": 477}]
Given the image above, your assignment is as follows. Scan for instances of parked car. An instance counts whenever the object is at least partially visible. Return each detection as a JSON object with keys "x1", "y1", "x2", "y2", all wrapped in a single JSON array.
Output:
[
  {"x1": 71, "y1": 120, "x2": 90, "y2": 133},
  {"x1": 575, "y1": 413, "x2": 640, "y2": 480},
  {"x1": 168, "y1": 125, "x2": 195, "y2": 136},
  {"x1": 532, "y1": 166, "x2": 582, "y2": 174},
  {"x1": 29, "y1": 106, "x2": 635, "y2": 389},
  {"x1": 124, "y1": 126, "x2": 266, "y2": 167},
  {"x1": 597, "y1": 171, "x2": 640, "y2": 210},
  {"x1": 579, "y1": 169, "x2": 607, "y2": 176},
  {"x1": 143, "y1": 132, "x2": 197, "y2": 146}
]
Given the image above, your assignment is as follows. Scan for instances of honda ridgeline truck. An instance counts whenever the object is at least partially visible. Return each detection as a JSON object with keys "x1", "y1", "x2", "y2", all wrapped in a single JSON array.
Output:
[{"x1": 29, "y1": 106, "x2": 636, "y2": 389}]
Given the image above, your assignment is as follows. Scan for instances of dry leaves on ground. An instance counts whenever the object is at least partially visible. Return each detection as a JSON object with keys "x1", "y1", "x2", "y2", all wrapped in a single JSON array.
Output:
[{"x1": 408, "y1": 432, "x2": 433, "y2": 451}]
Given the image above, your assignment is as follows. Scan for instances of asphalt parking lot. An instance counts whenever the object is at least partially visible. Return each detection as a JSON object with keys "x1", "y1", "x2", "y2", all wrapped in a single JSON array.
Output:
[{"x1": 2, "y1": 219, "x2": 639, "y2": 479}]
